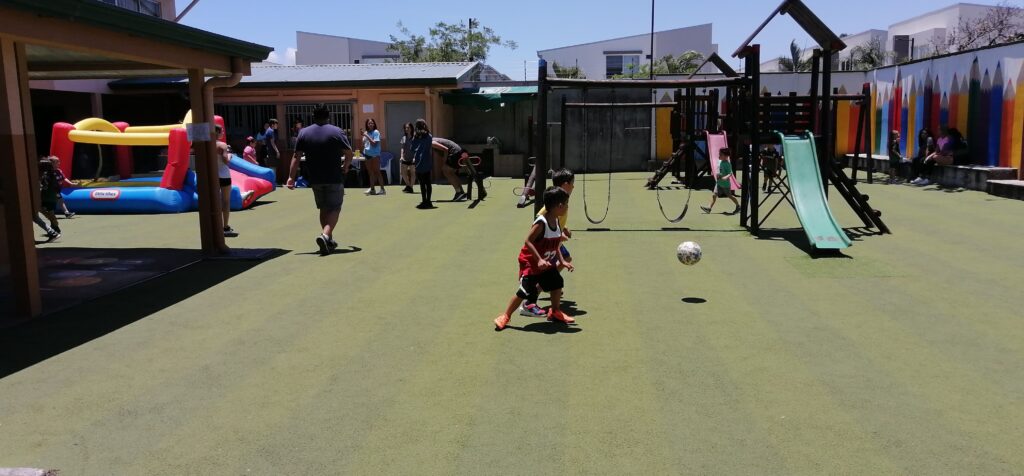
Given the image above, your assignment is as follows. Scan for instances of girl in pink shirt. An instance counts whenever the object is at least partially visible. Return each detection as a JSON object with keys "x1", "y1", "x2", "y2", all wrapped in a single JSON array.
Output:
[{"x1": 243, "y1": 136, "x2": 259, "y2": 165}]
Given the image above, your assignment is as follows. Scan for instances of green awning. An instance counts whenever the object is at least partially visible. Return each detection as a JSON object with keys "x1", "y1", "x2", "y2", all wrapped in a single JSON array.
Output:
[{"x1": 442, "y1": 86, "x2": 537, "y2": 109}]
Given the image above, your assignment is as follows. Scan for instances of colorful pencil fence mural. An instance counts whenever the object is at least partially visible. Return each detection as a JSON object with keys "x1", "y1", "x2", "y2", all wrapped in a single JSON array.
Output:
[{"x1": 865, "y1": 42, "x2": 1024, "y2": 177}]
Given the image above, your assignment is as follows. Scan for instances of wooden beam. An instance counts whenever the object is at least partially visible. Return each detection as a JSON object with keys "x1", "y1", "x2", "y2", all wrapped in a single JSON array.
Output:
[
  {"x1": 188, "y1": 68, "x2": 227, "y2": 256},
  {"x1": 0, "y1": 7, "x2": 234, "y2": 74},
  {"x1": 0, "y1": 39, "x2": 41, "y2": 317},
  {"x1": 27, "y1": 61, "x2": 169, "y2": 72}
]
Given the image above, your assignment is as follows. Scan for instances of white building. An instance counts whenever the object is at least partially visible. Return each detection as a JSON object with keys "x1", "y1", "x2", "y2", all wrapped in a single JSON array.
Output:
[
  {"x1": 295, "y1": 31, "x2": 399, "y2": 65},
  {"x1": 885, "y1": 3, "x2": 1010, "y2": 60},
  {"x1": 537, "y1": 24, "x2": 718, "y2": 79},
  {"x1": 762, "y1": 3, "x2": 1024, "y2": 72}
]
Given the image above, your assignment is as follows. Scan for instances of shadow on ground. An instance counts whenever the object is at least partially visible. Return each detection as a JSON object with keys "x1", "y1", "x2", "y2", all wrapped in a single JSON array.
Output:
[
  {"x1": 754, "y1": 227, "x2": 885, "y2": 257},
  {"x1": 538, "y1": 298, "x2": 588, "y2": 317},
  {"x1": 506, "y1": 321, "x2": 582, "y2": 334},
  {"x1": 0, "y1": 250, "x2": 287, "y2": 379},
  {"x1": 295, "y1": 245, "x2": 362, "y2": 257}
]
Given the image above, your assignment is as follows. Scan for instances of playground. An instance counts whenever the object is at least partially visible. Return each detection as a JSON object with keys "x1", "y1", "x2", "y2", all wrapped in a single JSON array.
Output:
[
  {"x1": 5, "y1": 0, "x2": 1024, "y2": 474},
  {"x1": 1, "y1": 174, "x2": 1023, "y2": 473}
]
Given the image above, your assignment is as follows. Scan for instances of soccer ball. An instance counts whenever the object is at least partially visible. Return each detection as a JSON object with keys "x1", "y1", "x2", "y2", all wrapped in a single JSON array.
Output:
[{"x1": 676, "y1": 241, "x2": 702, "y2": 265}]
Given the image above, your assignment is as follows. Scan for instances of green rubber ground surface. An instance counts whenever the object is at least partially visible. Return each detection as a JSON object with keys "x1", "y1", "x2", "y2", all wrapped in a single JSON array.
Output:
[{"x1": 2, "y1": 173, "x2": 1023, "y2": 474}]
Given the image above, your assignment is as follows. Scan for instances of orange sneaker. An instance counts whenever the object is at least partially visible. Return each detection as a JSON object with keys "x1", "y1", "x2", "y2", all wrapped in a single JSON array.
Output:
[
  {"x1": 494, "y1": 314, "x2": 511, "y2": 331},
  {"x1": 547, "y1": 309, "x2": 575, "y2": 325}
]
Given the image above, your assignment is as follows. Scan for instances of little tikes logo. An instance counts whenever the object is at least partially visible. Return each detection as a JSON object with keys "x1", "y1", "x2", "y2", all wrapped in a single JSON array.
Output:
[{"x1": 90, "y1": 189, "x2": 121, "y2": 200}]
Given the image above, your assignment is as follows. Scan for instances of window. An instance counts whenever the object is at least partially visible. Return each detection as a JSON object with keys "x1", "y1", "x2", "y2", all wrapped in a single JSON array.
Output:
[
  {"x1": 98, "y1": 0, "x2": 162, "y2": 17},
  {"x1": 214, "y1": 104, "x2": 276, "y2": 142},
  {"x1": 605, "y1": 54, "x2": 642, "y2": 78},
  {"x1": 285, "y1": 103, "x2": 354, "y2": 139}
]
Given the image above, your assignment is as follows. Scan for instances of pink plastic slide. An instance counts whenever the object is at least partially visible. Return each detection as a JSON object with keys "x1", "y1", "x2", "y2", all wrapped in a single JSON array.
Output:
[{"x1": 706, "y1": 131, "x2": 741, "y2": 191}]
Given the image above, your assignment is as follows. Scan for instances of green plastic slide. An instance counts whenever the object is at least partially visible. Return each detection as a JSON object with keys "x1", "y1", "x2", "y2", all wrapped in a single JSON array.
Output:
[{"x1": 777, "y1": 132, "x2": 852, "y2": 250}]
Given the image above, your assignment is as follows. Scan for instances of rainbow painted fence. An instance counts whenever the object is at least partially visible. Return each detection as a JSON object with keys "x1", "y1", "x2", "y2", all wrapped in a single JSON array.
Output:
[{"x1": 866, "y1": 42, "x2": 1024, "y2": 176}]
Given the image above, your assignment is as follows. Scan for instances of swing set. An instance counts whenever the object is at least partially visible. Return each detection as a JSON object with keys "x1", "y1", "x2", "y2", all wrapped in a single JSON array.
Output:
[
  {"x1": 532, "y1": 0, "x2": 891, "y2": 249},
  {"x1": 537, "y1": 75, "x2": 750, "y2": 225}
]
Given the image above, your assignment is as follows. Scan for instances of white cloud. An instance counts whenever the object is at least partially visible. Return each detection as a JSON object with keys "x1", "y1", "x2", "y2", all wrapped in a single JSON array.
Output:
[{"x1": 266, "y1": 47, "x2": 298, "y2": 65}]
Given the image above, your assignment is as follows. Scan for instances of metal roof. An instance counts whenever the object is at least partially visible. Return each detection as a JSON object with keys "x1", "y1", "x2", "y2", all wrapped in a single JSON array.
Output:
[
  {"x1": 111, "y1": 62, "x2": 486, "y2": 89},
  {"x1": 0, "y1": 0, "x2": 272, "y2": 63},
  {"x1": 238, "y1": 62, "x2": 478, "y2": 84}
]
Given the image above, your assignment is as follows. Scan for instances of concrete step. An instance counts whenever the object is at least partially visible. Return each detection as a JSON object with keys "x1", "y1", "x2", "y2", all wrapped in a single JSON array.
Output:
[
  {"x1": 843, "y1": 154, "x2": 1018, "y2": 191},
  {"x1": 987, "y1": 180, "x2": 1024, "y2": 200}
]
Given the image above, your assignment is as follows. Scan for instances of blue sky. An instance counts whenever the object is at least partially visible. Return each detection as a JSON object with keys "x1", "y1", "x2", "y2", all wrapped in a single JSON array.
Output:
[{"x1": 179, "y1": 0, "x2": 999, "y2": 80}]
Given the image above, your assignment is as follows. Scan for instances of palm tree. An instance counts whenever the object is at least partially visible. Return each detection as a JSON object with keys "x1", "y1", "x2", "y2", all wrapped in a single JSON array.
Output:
[{"x1": 777, "y1": 40, "x2": 811, "y2": 72}]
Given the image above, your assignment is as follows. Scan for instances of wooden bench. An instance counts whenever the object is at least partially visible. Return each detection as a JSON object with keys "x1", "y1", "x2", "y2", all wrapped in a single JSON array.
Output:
[{"x1": 843, "y1": 154, "x2": 1018, "y2": 191}]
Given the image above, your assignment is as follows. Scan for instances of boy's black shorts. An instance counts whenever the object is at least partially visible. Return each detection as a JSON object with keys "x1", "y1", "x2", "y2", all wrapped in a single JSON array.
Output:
[
  {"x1": 445, "y1": 152, "x2": 462, "y2": 170},
  {"x1": 517, "y1": 268, "x2": 563, "y2": 298}
]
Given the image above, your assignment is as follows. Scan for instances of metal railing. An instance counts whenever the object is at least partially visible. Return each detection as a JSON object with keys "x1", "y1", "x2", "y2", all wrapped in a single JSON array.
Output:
[{"x1": 285, "y1": 103, "x2": 354, "y2": 140}]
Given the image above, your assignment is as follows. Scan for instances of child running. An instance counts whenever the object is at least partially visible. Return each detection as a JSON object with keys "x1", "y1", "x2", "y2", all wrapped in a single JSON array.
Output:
[
  {"x1": 700, "y1": 147, "x2": 740, "y2": 215},
  {"x1": 494, "y1": 186, "x2": 576, "y2": 331},
  {"x1": 36, "y1": 157, "x2": 62, "y2": 241},
  {"x1": 520, "y1": 168, "x2": 574, "y2": 317}
]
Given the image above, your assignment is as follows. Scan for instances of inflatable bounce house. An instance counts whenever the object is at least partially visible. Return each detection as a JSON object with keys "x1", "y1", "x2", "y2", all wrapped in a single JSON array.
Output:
[{"x1": 50, "y1": 112, "x2": 274, "y2": 214}]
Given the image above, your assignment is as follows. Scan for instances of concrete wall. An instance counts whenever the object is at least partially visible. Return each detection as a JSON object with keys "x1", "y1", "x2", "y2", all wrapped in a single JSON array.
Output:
[
  {"x1": 452, "y1": 100, "x2": 535, "y2": 155},
  {"x1": 538, "y1": 24, "x2": 715, "y2": 80},
  {"x1": 544, "y1": 88, "x2": 652, "y2": 173},
  {"x1": 348, "y1": 37, "x2": 397, "y2": 64},
  {"x1": 214, "y1": 85, "x2": 456, "y2": 178},
  {"x1": 296, "y1": 32, "x2": 394, "y2": 65}
]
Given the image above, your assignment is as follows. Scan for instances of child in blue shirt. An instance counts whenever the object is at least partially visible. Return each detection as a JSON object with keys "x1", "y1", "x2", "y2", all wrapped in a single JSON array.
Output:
[{"x1": 411, "y1": 119, "x2": 435, "y2": 209}]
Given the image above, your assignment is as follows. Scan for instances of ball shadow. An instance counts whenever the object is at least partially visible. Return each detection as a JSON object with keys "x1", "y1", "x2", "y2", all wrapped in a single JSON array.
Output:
[{"x1": 682, "y1": 297, "x2": 707, "y2": 304}]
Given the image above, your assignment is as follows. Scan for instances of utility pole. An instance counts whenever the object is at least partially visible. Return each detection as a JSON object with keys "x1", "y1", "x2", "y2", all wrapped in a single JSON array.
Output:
[
  {"x1": 468, "y1": 18, "x2": 478, "y2": 62},
  {"x1": 649, "y1": 0, "x2": 655, "y2": 79}
]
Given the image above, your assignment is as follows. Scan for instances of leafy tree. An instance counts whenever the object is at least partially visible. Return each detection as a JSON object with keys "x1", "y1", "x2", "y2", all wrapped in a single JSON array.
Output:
[
  {"x1": 611, "y1": 52, "x2": 705, "y2": 79},
  {"x1": 848, "y1": 37, "x2": 887, "y2": 70},
  {"x1": 387, "y1": 20, "x2": 518, "y2": 63},
  {"x1": 777, "y1": 40, "x2": 812, "y2": 72},
  {"x1": 939, "y1": 1, "x2": 1024, "y2": 54},
  {"x1": 552, "y1": 61, "x2": 586, "y2": 79}
]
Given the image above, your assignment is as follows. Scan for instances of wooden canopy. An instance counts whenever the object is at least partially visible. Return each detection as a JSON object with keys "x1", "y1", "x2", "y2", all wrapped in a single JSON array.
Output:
[
  {"x1": 0, "y1": 0, "x2": 271, "y2": 318},
  {"x1": 732, "y1": 0, "x2": 847, "y2": 58}
]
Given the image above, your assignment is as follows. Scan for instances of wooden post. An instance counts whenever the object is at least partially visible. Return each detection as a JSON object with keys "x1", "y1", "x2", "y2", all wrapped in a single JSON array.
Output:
[
  {"x1": 865, "y1": 83, "x2": 875, "y2": 184},
  {"x1": 685, "y1": 87, "x2": 696, "y2": 188},
  {"x1": 671, "y1": 89, "x2": 682, "y2": 181},
  {"x1": 534, "y1": 59, "x2": 548, "y2": 214},
  {"x1": 188, "y1": 68, "x2": 226, "y2": 256},
  {"x1": 852, "y1": 85, "x2": 867, "y2": 182},
  {"x1": 709, "y1": 88, "x2": 720, "y2": 131},
  {"x1": 746, "y1": 45, "x2": 761, "y2": 232},
  {"x1": 809, "y1": 49, "x2": 821, "y2": 133},
  {"x1": 787, "y1": 92, "x2": 798, "y2": 134},
  {"x1": 820, "y1": 50, "x2": 834, "y2": 197},
  {"x1": 559, "y1": 95, "x2": 567, "y2": 170},
  {"x1": 0, "y1": 39, "x2": 41, "y2": 317}
]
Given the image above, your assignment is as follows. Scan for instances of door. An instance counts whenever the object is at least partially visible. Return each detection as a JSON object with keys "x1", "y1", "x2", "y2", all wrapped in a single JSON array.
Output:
[{"x1": 384, "y1": 101, "x2": 426, "y2": 158}]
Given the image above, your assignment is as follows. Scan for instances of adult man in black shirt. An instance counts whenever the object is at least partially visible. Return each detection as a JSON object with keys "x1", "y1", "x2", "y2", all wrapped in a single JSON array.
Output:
[{"x1": 286, "y1": 105, "x2": 353, "y2": 256}]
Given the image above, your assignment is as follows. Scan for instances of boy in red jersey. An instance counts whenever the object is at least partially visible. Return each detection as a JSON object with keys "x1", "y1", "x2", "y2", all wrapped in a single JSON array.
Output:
[{"x1": 494, "y1": 187, "x2": 575, "y2": 331}]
